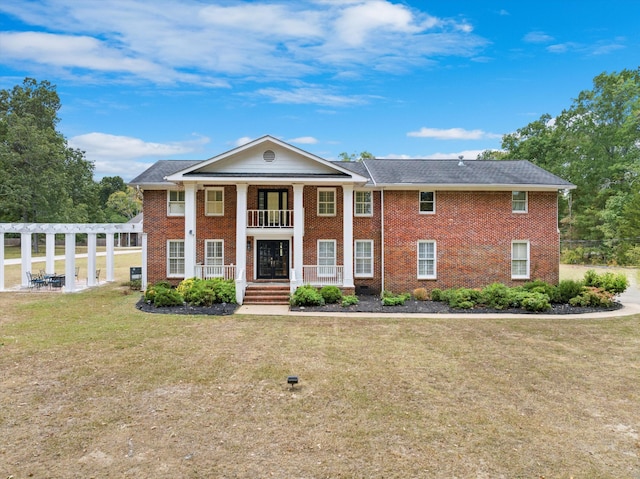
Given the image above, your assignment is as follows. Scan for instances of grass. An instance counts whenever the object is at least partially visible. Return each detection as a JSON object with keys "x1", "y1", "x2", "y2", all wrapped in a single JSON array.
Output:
[{"x1": 1, "y1": 281, "x2": 639, "y2": 477}]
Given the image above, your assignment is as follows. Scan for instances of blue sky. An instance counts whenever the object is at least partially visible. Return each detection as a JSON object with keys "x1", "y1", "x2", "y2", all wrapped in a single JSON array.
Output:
[{"x1": 0, "y1": 1, "x2": 637, "y2": 180}]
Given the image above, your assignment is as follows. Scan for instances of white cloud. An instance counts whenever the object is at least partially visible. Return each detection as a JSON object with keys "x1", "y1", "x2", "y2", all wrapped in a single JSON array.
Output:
[
  {"x1": 407, "y1": 127, "x2": 501, "y2": 140},
  {"x1": 256, "y1": 86, "x2": 372, "y2": 106},
  {"x1": 233, "y1": 137, "x2": 254, "y2": 147},
  {"x1": 379, "y1": 149, "x2": 488, "y2": 160},
  {"x1": 0, "y1": 0, "x2": 486, "y2": 87},
  {"x1": 288, "y1": 136, "x2": 318, "y2": 144},
  {"x1": 69, "y1": 132, "x2": 209, "y2": 178},
  {"x1": 523, "y1": 31, "x2": 554, "y2": 44}
]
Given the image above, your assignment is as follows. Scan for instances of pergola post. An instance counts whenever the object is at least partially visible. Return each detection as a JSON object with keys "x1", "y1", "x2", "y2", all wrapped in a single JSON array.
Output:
[
  {"x1": 21, "y1": 233, "x2": 32, "y2": 288},
  {"x1": 87, "y1": 233, "x2": 97, "y2": 287},
  {"x1": 106, "y1": 233, "x2": 115, "y2": 282},
  {"x1": 0, "y1": 233, "x2": 4, "y2": 291},
  {"x1": 64, "y1": 232, "x2": 76, "y2": 293},
  {"x1": 46, "y1": 233, "x2": 56, "y2": 274}
]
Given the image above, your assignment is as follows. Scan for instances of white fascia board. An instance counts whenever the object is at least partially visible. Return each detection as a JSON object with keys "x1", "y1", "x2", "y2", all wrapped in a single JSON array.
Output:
[{"x1": 377, "y1": 183, "x2": 576, "y2": 192}]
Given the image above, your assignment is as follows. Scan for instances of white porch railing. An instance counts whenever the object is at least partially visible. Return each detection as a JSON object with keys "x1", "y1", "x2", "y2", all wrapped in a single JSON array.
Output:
[
  {"x1": 194, "y1": 264, "x2": 236, "y2": 281},
  {"x1": 247, "y1": 210, "x2": 293, "y2": 228},
  {"x1": 302, "y1": 265, "x2": 344, "y2": 286}
]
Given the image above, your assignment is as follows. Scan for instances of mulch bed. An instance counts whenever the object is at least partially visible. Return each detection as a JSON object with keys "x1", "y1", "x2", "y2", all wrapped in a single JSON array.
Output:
[{"x1": 136, "y1": 295, "x2": 623, "y2": 316}]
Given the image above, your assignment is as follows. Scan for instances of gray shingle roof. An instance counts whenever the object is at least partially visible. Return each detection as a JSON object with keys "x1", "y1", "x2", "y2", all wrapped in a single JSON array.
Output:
[{"x1": 130, "y1": 158, "x2": 574, "y2": 189}]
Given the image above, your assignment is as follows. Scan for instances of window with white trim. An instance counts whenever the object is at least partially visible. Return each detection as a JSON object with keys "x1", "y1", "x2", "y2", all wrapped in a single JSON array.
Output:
[
  {"x1": 512, "y1": 191, "x2": 527, "y2": 213},
  {"x1": 168, "y1": 190, "x2": 185, "y2": 216},
  {"x1": 417, "y1": 241, "x2": 436, "y2": 279},
  {"x1": 511, "y1": 241, "x2": 530, "y2": 279},
  {"x1": 205, "y1": 240, "x2": 224, "y2": 277},
  {"x1": 354, "y1": 191, "x2": 373, "y2": 216},
  {"x1": 318, "y1": 240, "x2": 336, "y2": 277},
  {"x1": 318, "y1": 188, "x2": 336, "y2": 216},
  {"x1": 167, "y1": 240, "x2": 185, "y2": 277},
  {"x1": 354, "y1": 240, "x2": 373, "y2": 277},
  {"x1": 419, "y1": 191, "x2": 435, "y2": 214},
  {"x1": 205, "y1": 188, "x2": 224, "y2": 216}
]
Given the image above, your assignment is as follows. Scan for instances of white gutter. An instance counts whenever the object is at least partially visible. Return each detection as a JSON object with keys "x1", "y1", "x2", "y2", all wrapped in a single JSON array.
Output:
[{"x1": 380, "y1": 188, "x2": 385, "y2": 294}]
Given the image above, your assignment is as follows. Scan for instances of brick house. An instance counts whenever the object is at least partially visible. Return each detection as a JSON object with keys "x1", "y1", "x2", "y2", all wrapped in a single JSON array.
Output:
[{"x1": 130, "y1": 135, "x2": 575, "y2": 304}]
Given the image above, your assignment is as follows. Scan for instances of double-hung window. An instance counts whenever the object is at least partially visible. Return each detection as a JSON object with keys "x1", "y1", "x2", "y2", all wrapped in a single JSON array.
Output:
[
  {"x1": 417, "y1": 241, "x2": 436, "y2": 279},
  {"x1": 205, "y1": 188, "x2": 224, "y2": 216},
  {"x1": 168, "y1": 190, "x2": 185, "y2": 216},
  {"x1": 318, "y1": 240, "x2": 336, "y2": 277},
  {"x1": 354, "y1": 240, "x2": 373, "y2": 277},
  {"x1": 354, "y1": 191, "x2": 373, "y2": 216},
  {"x1": 167, "y1": 240, "x2": 185, "y2": 277},
  {"x1": 318, "y1": 188, "x2": 336, "y2": 216},
  {"x1": 205, "y1": 240, "x2": 224, "y2": 277},
  {"x1": 511, "y1": 241, "x2": 530, "y2": 279},
  {"x1": 419, "y1": 191, "x2": 435, "y2": 214},
  {"x1": 512, "y1": 191, "x2": 527, "y2": 213}
]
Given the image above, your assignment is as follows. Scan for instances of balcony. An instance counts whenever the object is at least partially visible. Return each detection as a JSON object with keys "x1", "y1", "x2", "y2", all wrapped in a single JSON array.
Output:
[
  {"x1": 195, "y1": 264, "x2": 236, "y2": 281},
  {"x1": 247, "y1": 209, "x2": 293, "y2": 228}
]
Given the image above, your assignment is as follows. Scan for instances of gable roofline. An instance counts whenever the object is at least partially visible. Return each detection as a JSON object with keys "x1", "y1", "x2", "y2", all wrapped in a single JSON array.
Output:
[{"x1": 165, "y1": 135, "x2": 369, "y2": 183}]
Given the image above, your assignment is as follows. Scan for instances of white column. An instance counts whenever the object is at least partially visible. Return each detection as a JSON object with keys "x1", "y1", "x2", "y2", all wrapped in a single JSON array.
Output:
[
  {"x1": 342, "y1": 184, "x2": 354, "y2": 288},
  {"x1": 141, "y1": 233, "x2": 148, "y2": 291},
  {"x1": 184, "y1": 183, "x2": 197, "y2": 279},
  {"x1": 46, "y1": 233, "x2": 55, "y2": 274},
  {"x1": 87, "y1": 233, "x2": 97, "y2": 286},
  {"x1": 0, "y1": 233, "x2": 4, "y2": 291},
  {"x1": 106, "y1": 233, "x2": 115, "y2": 282},
  {"x1": 235, "y1": 184, "x2": 248, "y2": 304},
  {"x1": 64, "y1": 232, "x2": 76, "y2": 292},
  {"x1": 21, "y1": 233, "x2": 31, "y2": 288},
  {"x1": 293, "y1": 184, "x2": 304, "y2": 289}
]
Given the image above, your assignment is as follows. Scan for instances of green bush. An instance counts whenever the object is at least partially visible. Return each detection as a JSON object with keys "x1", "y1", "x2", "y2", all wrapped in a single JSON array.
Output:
[
  {"x1": 144, "y1": 282, "x2": 171, "y2": 303},
  {"x1": 481, "y1": 283, "x2": 513, "y2": 309},
  {"x1": 319, "y1": 285, "x2": 342, "y2": 304},
  {"x1": 381, "y1": 291, "x2": 411, "y2": 306},
  {"x1": 569, "y1": 287, "x2": 614, "y2": 307},
  {"x1": 175, "y1": 278, "x2": 236, "y2": 306},
  {"x1": 341, "y1": 294, "x2": 359, "y2": 307},
  {"x1": 430, "y1": 288, "x2": 443, "y2": 302},
  {"x1": 518, "y1": 291, "x2": 551, "y2": 312},
  {"x1": 522, "y1": 280, "x2": 557, "y2": 301},
  {"x1": 291, "y1": 285, "x2": 324, "y2": 307},
  {"x1": 555, "y1": 279, "x2": 585, "y2": 304},
  {"x1": 210, "y1": 278, "x2": 236, "y2": 303},
  {"x1": 442, "y1": 288, "x2": 482, "y2": 309},
  {"x1": 583, "y1": 269, "x2": 628, "y2": 295},
  {"x1": 152, "y1": 287, "x2": 184, "y2": 307}
]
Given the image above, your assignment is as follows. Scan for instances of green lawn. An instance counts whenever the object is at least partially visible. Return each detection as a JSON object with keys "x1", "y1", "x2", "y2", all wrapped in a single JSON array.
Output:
[{"x1": 1, "y1": 283, "x2": 639, "y2": 478}]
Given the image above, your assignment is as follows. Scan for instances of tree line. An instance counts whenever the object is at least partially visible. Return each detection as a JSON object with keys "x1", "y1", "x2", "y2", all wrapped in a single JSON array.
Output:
[{"x1": 0, "y1": 78, "x2": 140, "y2": 225}]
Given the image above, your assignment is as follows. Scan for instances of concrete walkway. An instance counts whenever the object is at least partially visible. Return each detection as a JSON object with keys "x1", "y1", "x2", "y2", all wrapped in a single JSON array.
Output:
[{"x1": 236, "y1": 301, "x2": 640, "y2": 319}]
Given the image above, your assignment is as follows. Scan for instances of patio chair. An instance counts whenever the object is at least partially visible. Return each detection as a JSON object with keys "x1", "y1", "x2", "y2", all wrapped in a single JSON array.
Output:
[
  {"x1": 26, "y1": 271, "x2": 45, "y2": 290},
  {"x1": 95, "y1": 269, "x2": 101, "y2": 283},
  {"x1": 75, "y1": 266, "x2": 80, "y2": 281}
]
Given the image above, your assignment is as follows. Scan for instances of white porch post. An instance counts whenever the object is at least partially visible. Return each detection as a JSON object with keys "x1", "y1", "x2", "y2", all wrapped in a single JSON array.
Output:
[
  {"x1": 87, "y1": 233, "x2": 97, "y2": 286},
  {"x1": 235, "y1": 183, "x2": 248, "y2": 304},
  {"x1": 46, "y1": 233, "x2": 55, "y2": 274},
  {"x1": 106, "y1": 233, "x2": 115, "y2": 282},
  {"x1": 342, "y1": 184, "x2": 354, "y2": 289},
  {"x1": 21, "y1": 233, "x2": 31, "y2": 288},
  {"x1": 64, "y1": 232, "x2": 76, "y2": 292},
  {"x1": 292, "y1": 184, "x2": 304, "y2": 290},
  {"x1": 0, "y1": 233, "x2": 4, "y2": 291},
  {"x1": 184, "y1": 183, "x2": 197, "y2": 279},
  {"x1": 141, "y1": 233, "x2": 148, "y2": 291}
]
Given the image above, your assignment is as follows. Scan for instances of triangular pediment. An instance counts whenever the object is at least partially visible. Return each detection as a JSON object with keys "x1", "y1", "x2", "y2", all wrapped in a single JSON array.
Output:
[{"x1": 166, "y1": 136, "x2": 367, "y2": 182}]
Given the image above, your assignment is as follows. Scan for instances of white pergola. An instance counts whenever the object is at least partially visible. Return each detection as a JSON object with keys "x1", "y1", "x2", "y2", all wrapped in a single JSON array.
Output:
[{"x1": 0, "y1": 223, "x2": 146, "y2": 292}]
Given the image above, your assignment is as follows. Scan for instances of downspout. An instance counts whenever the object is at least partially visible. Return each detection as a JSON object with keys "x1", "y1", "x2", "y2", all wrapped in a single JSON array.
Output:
[{"x1": 361, "y1": 159, "x2": 383, "y2": 293}]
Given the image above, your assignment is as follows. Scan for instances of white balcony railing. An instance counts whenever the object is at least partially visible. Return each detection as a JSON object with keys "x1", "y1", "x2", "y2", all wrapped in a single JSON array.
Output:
[
  {"x1": 195, "y1": 264, "x2": 236, "y2": 281},
  {"x1": 247, "y1": 210, "x2": 293, "y2": 228},
  {"x1": 302, "y1": 265, "x2": 344, "y2": 286}
]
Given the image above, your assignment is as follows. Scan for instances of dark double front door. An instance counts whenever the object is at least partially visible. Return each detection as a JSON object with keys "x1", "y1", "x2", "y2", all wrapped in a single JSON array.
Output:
[{"x1": 257, "y1": 240, "x2": 289, "y2": 279}]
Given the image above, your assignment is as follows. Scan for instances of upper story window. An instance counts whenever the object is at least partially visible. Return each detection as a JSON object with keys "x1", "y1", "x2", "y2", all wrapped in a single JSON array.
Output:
[
  {"x1": 512, "y1": 191, "x2": 528, "y2": 213},
  {"x1": 205, "y1": 188, "x2": 224, "y2": 216},
  {"x1": 354, "y1": 191, "x2": 373, "y2": 216},
  {"x1": 168, "y1": 190, "x2": 185, "y2": 216},
  {"x1": 419, "y1": 191, "x2": 435, "y2": 214},
  {"x1": 318, "y1": 188, "x2": 336, "y2": 216}
]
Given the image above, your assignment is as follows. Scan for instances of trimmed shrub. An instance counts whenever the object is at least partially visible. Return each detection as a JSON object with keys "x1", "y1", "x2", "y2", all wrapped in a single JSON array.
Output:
[
  {"x1": 583, "y1": 269, "x2": 628, "y2": 295},
  {"x1": 523, "y1": 280, "x2": 557, "y2": 301},
  {"x1": 518, "y1": 291, "x2": 551, "y2": 312},
  {"x1": 291, "y1": 285, "x2": 324, "y2": 307},
  {"x1": 144, "y1": 282, "x2": 170, "y2": 303},
  {"x1": 430, "y1": 288, "x2": 443, "y2": 302},
  {"x1": 152, "y1": 287, "x2": 184, "y2": 307},
  {"x1": 555, "y1": 279, "x2": 585, "y2": 304},
  {"x1": 569, "y1": 287, "x2": 614, "y2": 307},
  {"x1": 320, "y1": 285, "x2": 342, "y2": 304},
  {"x1": 442, "y1": 288, "x2": 482, "y2": 309},
  {"x1": 481, "y1": 283, "x2": 513, "y2": 309},
  {"x1": 175, "y1": 278, "x2": 236, "y2": 306},
  {"x1": 381, "y1": 291, "x2": 411, "y2": 306},
  {"x1": 341, "y1": 295, "x2": 359, "y2": 307},
  {"x1": 413, "y1": 287, "x2": 429, "y2": 301}
]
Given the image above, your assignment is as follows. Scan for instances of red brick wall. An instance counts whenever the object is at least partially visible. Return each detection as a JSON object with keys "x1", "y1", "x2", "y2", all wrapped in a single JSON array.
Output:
[
  {"x1": 144, "y1": 186, "x2": 560, "y2": 293},
  {"x1": 382, "y1": 190, "x2": 560, "y2": 293}
]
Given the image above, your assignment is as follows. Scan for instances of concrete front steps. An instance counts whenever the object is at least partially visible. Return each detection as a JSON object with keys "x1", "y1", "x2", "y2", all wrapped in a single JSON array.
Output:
[{"x1": 243, "y1": 283, "x2": 291, "y2": 305}]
